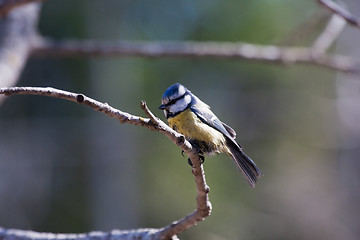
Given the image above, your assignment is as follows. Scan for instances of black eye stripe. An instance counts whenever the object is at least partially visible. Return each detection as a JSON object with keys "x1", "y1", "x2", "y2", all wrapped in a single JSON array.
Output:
[{"x1": 165, "y1": 93, "x2": 186, "y2": 107}]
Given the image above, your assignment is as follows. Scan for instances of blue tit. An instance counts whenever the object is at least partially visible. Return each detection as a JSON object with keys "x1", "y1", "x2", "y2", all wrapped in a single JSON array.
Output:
[{"x1": 159, "y1": 83, "x2": 262, "y2": 187}]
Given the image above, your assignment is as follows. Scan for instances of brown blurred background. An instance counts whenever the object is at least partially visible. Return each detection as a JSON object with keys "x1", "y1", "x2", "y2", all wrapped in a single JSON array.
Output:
[{"x1": 0, "y1": 1, "x2": 359, "y2": 239}]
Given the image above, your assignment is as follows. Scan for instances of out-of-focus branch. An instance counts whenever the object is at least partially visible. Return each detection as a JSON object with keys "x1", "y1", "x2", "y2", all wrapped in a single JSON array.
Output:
[
  {"x1": 32, "y1": 37, "x2": 360, "y2": 73},
  {"x1": 316, "y1": 0, "x2": 360, "y2": 28},
  {"x1": 311, "y1": 14, "x2": 346, "y2": 56},
  {"x1": 0, "y1": 3, "x2": 40, "y2": 90},
  {"x1": 0, "y1": 86, "x2": 212, "y2": 240},
  {"x1": 0, "y1": 228, "x2": 172, "y2": 240},
  {"x1": 0, "y1": 0, "x2": 44, "y2": 17}
]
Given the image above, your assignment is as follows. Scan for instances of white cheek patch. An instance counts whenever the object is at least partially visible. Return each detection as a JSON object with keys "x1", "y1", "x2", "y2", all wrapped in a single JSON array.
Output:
[
  {"x1": 177, "y1": 85, "x2": 186, "y2": 97},
  {"x1": 169, "y1": 94, "x2": 191, "y2": 113}
]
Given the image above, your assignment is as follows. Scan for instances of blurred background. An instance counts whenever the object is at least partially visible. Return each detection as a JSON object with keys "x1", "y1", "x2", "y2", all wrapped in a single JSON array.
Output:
[{"x1": 0, "y1": 0, "x2": 359, "y2": 239}]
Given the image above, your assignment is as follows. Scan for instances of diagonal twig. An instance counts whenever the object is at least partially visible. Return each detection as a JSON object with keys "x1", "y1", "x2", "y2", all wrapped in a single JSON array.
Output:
[
  {"x1": 311, "y1": 13, "x2": 346, "y2": 56},
  {"x1": 316, "y1": 0, "x2": 360, "y2": 28},
  {"x1": 0, "y1": 86, "x2": 212, "y2": 240}
]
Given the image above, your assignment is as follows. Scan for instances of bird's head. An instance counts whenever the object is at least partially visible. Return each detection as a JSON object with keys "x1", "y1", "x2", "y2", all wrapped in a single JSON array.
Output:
[{"x1": 159, "y1": 83, "x2": 192, "y2": 118}]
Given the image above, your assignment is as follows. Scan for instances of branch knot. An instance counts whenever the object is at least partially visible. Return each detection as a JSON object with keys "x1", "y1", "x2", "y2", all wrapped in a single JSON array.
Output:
[{"x1": 76, "y1": 94, "x2": 85, "y2": 103}]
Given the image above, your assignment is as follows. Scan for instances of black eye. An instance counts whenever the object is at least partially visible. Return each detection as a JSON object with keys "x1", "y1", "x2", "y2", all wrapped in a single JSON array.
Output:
[
  {"x1": 167, "y1": 98, "x2": 178, "y2": 106},
  {"x1": 166, "y1": 94, "x2": 187, "y2": 107}
]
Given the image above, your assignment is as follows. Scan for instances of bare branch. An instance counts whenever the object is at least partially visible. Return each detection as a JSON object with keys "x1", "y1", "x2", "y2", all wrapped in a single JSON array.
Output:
[
  {"x1": 316, "y1": 0, "x2": 360, "y2": 28},
  {"x1": 158, "y1": 163, "x2": 211, "y2": 239},
  {"x1": 0, "y1": 87, "x2": 153, "y2": 126},
  {"x1": 311, "y1": 14, "x2": 346, "y2": 56},
  {"x1": 31, "y1": 37, "x2": 360, "y2": 73},
  {"x1": 0, "y1": 0, "x2": 44, "y2": 17},
  {"x1": 0, "y1": 86, "x2": 212, "y2": 240}
]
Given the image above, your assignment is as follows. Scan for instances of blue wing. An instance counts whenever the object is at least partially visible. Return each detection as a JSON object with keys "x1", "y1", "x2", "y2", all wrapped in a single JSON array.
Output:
[
  {"x1": 190, "y1": 103, "x2": 240, "y2": 147},
  {"x1": 190, "y1": 96, "x2": 261, "y2": 187}
]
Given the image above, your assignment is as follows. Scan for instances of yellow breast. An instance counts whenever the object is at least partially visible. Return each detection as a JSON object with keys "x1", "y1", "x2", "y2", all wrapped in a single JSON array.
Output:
[{"x1": 167, "y1": 108, "x2": 228, "y2": 154}]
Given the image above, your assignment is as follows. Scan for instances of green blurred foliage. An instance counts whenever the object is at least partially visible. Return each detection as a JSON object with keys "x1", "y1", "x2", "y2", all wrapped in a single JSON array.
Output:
[{"x1": 0, "y1": 1, "x2": 359, "y2": 240}]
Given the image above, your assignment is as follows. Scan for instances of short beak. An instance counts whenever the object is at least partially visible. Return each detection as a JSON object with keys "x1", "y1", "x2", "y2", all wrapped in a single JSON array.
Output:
[{"x1": 159, "y1": 104, "x2": 166, "y2": 110}]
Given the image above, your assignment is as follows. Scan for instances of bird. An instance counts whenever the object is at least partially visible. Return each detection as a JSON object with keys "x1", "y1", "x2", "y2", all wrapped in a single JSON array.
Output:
[{"x1": 159, "y1": 83, "x2": 262, "y2": 188}]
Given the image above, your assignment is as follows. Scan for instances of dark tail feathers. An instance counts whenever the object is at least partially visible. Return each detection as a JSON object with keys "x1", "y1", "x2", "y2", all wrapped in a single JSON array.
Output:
[{"x1": 227, "y1": 139, "x2": 262, "y2": 188}]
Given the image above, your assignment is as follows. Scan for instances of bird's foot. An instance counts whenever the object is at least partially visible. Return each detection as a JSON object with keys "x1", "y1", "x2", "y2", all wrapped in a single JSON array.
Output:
[
  {"x1": 187, "y1": 158, "x2": 193, "y2": 167},
  {"x1": 200, "y1": 154, "x2": 205, "y2": 164},
  {"x1": 187, "y1": 154, "x2": 205, "y2": 167}
]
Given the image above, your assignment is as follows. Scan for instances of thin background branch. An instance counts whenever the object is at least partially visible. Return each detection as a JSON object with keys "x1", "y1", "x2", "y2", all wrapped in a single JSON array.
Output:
[
  {"x1": 31, "y1": 37, "x2": 360, "y2": 73},
  {"x1": 0, "y1": 86, "x2": 212, "y2": 240}
]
